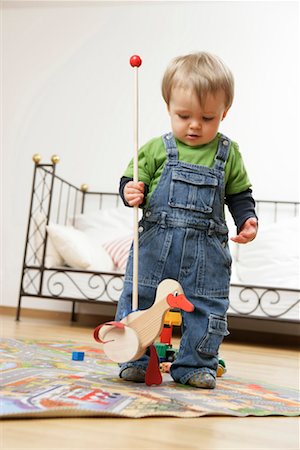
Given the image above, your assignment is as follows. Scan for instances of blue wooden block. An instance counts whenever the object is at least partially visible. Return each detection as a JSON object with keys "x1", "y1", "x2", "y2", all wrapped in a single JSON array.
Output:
[{"x1": 72, "y1": 351, "x2": 85, "y2": 361}]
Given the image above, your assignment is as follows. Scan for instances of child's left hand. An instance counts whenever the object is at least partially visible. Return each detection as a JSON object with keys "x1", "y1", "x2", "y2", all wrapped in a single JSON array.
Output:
[{"x1": 230, "y1": 217, "x2": 258, "y2": 244}]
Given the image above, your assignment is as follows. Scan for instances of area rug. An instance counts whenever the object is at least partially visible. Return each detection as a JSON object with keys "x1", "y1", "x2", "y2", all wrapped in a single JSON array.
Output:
[{"x1": 0, "y1": 338, "x2": 299, "y2": 419}]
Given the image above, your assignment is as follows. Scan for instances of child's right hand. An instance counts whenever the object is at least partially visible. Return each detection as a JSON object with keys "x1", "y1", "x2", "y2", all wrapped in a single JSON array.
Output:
[{"x1": 124, "y1": 181, "x2": 145, "y2": 206}]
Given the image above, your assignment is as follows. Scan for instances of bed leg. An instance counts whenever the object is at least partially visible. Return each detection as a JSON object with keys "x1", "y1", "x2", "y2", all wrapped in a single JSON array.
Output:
[
  {"x1": 16, "y1": 297, "x2": 22, "y2": 321},
  {"x1": 71, "y1": 302, "x2": 77, "y2": 322}
]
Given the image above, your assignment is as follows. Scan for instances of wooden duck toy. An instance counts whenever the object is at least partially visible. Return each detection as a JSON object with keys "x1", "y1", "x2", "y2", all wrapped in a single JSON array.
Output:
[{"x1": 93, "y1": 279, "x2": 194, "y2": 364}]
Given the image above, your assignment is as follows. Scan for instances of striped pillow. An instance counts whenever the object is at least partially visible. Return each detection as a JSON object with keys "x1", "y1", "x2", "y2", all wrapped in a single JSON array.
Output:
[{"x1": 103, "y1": 235, "x2": 132, "y2": 272}]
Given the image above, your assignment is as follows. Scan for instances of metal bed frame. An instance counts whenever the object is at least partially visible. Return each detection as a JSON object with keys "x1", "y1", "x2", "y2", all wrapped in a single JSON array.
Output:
[{"x1": 16, "y1": 156, "x2": 300, "y2": 331}]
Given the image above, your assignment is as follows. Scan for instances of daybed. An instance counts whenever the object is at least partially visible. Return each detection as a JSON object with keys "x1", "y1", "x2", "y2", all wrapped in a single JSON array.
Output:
[{"x1": 17, "y1": 156, "x2": 300, "y2": 337}]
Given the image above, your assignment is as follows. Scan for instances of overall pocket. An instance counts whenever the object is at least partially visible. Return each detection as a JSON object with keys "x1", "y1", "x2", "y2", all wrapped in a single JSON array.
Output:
[
  {"x1": 168, "y1": 169, "x2": 218, "y2": 213},
  {"x1": 196, "y1": 314, "x2": 229, "y2": 356},
  {"x1": 196, "y1": 233, "x2": 232, "y2": 297}
]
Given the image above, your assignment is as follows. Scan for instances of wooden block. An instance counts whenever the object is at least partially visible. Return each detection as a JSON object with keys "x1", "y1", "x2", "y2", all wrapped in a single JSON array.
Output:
[{"x1": 164, "y1": 311, "x2": 182, "y2": 326}]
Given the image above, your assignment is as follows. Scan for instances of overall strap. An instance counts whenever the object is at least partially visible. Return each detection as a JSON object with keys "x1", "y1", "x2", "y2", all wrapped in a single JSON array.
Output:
[
  {"x1": 162, "y1": 132, "x2": 178, "y2": 162},
  {"x1": 214, "y1": 134, "x2": 231, "y2": 171}
]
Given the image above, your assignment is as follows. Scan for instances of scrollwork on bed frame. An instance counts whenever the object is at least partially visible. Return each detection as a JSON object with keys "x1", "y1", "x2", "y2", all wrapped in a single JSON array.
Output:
[
  {"x1": 45, "y1": 269, "x2": 124, "y2": 303},
  {"x1": 17, "y1": 157, "x2": 300, "y2": 324},
  {"x1": 229, "y1": 284, "x2": 300, "y2": 320}
]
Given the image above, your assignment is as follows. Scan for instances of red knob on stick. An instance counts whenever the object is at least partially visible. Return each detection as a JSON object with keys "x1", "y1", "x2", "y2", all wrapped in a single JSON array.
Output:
[{"x1": 130, "y1": 55, "x2": 142, "y2": 67}]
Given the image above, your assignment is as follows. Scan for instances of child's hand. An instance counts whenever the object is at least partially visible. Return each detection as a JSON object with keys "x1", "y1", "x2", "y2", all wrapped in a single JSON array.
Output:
[
  {"x1": 230, "y1": 217, "x2": 258, "y2": 244},
  {"x1": 124, "y1": 181, "x2": 145, "y2": 206}
]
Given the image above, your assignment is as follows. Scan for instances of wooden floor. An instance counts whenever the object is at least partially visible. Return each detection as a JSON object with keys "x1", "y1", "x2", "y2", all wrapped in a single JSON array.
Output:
[{"x1": 1, "y1": 311, "x2": 299, "y2": 450}]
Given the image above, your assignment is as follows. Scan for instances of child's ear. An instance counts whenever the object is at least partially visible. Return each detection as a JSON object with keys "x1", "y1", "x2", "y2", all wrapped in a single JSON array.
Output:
[{"x1": 222, "y1": 108, "x2": 230, "y2": 120}]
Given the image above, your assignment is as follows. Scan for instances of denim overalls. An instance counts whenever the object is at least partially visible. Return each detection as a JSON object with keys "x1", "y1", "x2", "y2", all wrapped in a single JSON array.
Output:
[{"x1": 116, "y1": 132, "x2": 231, "y2": 384}]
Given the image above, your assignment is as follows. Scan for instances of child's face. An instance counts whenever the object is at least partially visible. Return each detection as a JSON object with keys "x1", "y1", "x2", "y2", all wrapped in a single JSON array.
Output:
[{"x1": 168, "y1": 87, "x2": 229, "y2": 146}]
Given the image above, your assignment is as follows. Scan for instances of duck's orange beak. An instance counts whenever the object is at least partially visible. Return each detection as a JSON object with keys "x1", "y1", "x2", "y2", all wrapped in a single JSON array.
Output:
[{"x1": 167, "y1": 293, "x2": 194, "y2": 312}]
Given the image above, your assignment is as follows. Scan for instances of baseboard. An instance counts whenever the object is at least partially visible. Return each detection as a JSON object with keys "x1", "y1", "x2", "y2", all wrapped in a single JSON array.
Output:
[
  {"x1": 2, "y1": 306, "x2": 298, "y2": 348},
  {"x1": 0, "y1": 306, "x2": 114, "y2": 327}
]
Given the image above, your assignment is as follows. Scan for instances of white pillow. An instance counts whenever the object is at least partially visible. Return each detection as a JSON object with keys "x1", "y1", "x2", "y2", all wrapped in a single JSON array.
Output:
[
  {"x1": 72, "y1": 208, "x2": 140, "y2": 246},
  {"x1": 46, "y1": 224, "x2": 114, "y2": 271},
  {"x1": 236, "y1": 217, "x2": 300, "y2": 289},
  {"x1": 34, "y1": 213, "x2": 64, "y2": 268},
  {"x1": 230, "y1": 259, "x2": 240, "y2": 284}
]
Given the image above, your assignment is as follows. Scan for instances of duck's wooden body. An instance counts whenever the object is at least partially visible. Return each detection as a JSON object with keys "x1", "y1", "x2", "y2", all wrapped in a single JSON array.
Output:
[{"x1": 94, "y1": 279, "x2": 194, "y2": 363}]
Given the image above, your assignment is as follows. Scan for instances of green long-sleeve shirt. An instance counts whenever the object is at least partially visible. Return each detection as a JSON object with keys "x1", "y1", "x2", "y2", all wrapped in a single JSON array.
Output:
[{"x1": 123, "y1": 133, "x2": 252, "y2": 207}]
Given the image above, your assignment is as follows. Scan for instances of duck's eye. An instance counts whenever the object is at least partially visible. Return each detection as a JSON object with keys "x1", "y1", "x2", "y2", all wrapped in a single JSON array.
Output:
[{"x1": 173, "y1": 291, "x2": 179, "y2": 296}]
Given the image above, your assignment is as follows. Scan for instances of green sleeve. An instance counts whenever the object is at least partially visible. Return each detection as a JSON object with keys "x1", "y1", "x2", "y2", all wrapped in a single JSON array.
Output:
[
  {"x1": 225, "y1": 142, "x2": 252, "y2": 195},
  {"x1": 122, "y1": 137, "x2": 165, "y2": 185}
]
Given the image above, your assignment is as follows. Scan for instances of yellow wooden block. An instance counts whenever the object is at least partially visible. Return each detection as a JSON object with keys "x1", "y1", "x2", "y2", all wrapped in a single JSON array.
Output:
[{"x1": 164, "y1": 311, "x2": 182, "y2": 326}]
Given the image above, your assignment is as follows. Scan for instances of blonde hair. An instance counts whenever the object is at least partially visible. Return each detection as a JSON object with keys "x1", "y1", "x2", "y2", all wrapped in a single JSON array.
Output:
[{"x1": 162, "y1": 52, "x2": 234, "y2": 108}]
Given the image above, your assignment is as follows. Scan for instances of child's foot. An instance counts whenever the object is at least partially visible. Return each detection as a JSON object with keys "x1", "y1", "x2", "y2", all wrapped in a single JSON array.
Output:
[
  {"x1": 187, "y1": 372, "x2": 216, "y2": 389},
  {"x1": 120, "y1": 367, "x2": 146, "y2": 382}
]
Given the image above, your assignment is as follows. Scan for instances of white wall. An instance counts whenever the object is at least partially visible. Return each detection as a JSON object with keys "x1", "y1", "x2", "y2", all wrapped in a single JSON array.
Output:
[{"x1": 1, "y1": 0, "x2": 299, "y2": 313}]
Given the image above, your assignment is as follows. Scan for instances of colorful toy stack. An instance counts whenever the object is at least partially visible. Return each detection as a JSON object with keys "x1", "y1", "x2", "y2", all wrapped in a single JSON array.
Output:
[{"x1": 157, "y1": 311, "x2": 227, "y2": 376}]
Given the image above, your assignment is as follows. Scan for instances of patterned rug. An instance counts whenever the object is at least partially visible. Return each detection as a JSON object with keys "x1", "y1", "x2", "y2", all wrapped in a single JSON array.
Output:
[{"x1": 1, "y1": 338, "x2": 299, "y2": 419}]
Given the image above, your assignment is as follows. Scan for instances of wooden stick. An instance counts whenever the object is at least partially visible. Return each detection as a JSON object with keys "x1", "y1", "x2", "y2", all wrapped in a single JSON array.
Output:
[
  {"x1": 130, "y1": 55, "x2": 142, "y2": 311},
  {"x1": 132, "y1": 65, "x2": 139, "y2": 311}
]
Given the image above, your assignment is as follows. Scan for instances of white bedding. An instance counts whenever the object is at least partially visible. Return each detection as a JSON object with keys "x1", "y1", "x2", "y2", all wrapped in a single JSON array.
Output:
[
  {"x1": 41, "y1": 208, "x2": 299, "y2": 289},
  {"x1": 31, "y1": 207, "x2": 299, "y2": 315}
]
